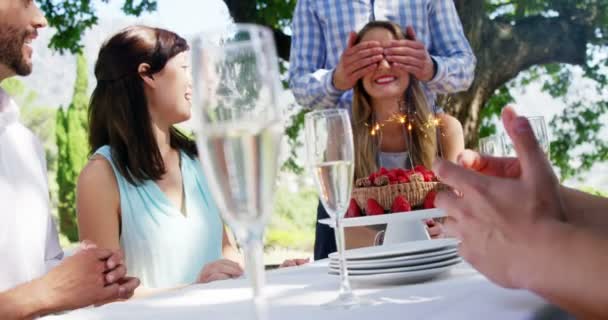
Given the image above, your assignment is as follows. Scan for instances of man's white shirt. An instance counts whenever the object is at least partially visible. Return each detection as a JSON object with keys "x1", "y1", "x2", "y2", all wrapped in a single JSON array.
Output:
[{"x1": 0, "y1": 88, "x2": 63, "y2": 291}]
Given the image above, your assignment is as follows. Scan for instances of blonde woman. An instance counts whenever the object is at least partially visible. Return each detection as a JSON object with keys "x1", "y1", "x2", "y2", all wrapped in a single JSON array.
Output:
[
  {"x1": 343, "y1": 21, "x2": 465, "y2": 249},
  {"x1": 351, "y1": 21, "x2": 464, "y2": 180}
]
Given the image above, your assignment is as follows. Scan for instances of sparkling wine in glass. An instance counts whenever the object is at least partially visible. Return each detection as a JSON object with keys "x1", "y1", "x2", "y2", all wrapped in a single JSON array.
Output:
[
  {"x1": 191, "y1": 24, "x2": 283, "y2": 320},
  {"x1": 305, "y1": 109, "x2": 367, "y2": 309}
]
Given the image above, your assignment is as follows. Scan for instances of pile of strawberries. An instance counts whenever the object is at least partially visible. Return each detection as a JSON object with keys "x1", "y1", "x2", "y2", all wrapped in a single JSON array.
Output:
[
  {"x1": 346, "y1": 166, "x2": 438, "y2": 218},
  {"x1": 358, "y1": 166, "x2": 437, "y2": 187}
]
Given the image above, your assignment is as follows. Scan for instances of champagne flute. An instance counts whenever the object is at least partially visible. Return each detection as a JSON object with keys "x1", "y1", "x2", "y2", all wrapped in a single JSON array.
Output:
[
  {"x1": 304, "y1": 109, "x2": 364, "y2": 309},
  {"x1": 479, "y1": 134, "x2": 505, "y2": 156},
  {"x1": 527, "y1": 116, "x2": 550, "y2": 157},
  {"x1": 191, "y1": 24, "x2": 283, "y2": 320},
  {"x1": 501, "y1": 116, "x2": 550, "y2": 157}
]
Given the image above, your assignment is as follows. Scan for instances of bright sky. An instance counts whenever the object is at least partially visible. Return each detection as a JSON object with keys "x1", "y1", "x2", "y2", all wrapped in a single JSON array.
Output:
[{"x1": 96, "y1": 0, "x2": 230, "y2": 36}]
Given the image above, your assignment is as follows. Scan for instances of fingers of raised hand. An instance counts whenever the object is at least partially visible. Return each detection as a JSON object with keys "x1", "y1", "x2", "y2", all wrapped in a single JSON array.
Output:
[
  {"x1": 457, "y1": 150, "x2": 522, "y2": 179},
  {"x1": 503, "y1": 114, "x2": 555, "y2": 186},
  {"x1": 435, "y1": 188, "x2": 468, "y2": 220},
  {"x1": 433, "y1": 159, "x2": 492, "y2": 198}
]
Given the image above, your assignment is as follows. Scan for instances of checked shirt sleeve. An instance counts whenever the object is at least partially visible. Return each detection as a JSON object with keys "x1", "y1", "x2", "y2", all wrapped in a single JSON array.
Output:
[
  {"x1": 288, "y1": 0, "x2": 345, "y2": 109},
  {"x1": 425, "y1": 0, "x2": 477, "y2": 94}
]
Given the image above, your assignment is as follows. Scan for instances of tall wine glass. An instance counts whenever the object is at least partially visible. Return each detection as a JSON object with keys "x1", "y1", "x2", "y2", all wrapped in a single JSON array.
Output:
[
  {"x1": 479, "y1": 134, "x2": 505, "y2": 156},
  {"x1": 304, "y1": 109, "x2": 363, "y2": 308},
  {"x1": 501, "y1": 116, "x2": 550, "y2": 157},
  {"x1": 191, "y1": 24, "x2": 283, "y2": 319}
]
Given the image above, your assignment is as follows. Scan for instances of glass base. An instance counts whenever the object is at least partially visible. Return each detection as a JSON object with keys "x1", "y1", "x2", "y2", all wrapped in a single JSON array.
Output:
[{"x1": 322, "y1": 291, "x2": 375, "y2": 310}]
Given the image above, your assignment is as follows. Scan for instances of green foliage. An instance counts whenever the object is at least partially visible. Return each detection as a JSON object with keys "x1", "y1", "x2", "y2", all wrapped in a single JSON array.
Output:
[
  {"x1": 1, "y1": 79, "x2": 57, "y2": 172},
  {"x1": 39, "y1": 0, "x2": 157, "y2": 54},
  {"x1": 281, "y1": 109, "x2": 309, "y2": 174},
  {"x1": 254, "y1": 0, "x2": 296, "y2": 30},
  {"x1": 578, "y1": 186, "x2": 608, "y2": 198},
  {"x1": 56, "y1": 53, "x2": 90, "y2": 242},
  {"x1": 484, "y1": 1, "x2": 608, "y2": 180},
  {"x1": 479, "y1": 85, "x2": 515, "y2": 139},
  {"x1": 265, "y1": 186, "x2": 317, "y2": 250}
]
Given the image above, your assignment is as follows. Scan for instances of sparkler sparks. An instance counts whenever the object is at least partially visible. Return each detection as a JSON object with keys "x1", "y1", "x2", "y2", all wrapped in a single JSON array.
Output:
[{"x1": 367, "y1": 113, "x2": 443, "y2": 136}]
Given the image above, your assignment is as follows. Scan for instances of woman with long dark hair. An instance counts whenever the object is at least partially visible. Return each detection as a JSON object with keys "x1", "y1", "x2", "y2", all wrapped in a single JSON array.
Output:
[{"x1": 76, "y1": 26, "x2": 244, "y2": 289}]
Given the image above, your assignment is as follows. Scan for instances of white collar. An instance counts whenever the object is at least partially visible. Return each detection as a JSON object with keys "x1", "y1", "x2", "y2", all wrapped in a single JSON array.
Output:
[{"x1": 0, "y1": 87, "x2": 19, "y2": 130}]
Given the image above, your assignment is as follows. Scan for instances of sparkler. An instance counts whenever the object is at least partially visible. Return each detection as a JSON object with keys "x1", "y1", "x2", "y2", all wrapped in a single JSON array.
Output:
[{"x1": 368, "y1": 113, "x2": 443, "y2": 136}]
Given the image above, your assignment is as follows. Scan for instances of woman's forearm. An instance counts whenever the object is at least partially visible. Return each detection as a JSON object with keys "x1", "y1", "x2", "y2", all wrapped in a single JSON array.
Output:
[
  {"x1": 560, "y1": 186, "x2": 608, "y2": 232},
  {"x1": 520, "y1": 221, "x2": 608, "y2": 319}
]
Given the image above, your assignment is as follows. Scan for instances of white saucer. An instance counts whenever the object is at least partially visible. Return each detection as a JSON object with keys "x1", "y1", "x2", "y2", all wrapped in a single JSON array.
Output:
[
  {"x1": 328, "y1": 238, "x2": 459, "y2": 261},
  {"x1": 342, "y1": 263, "x2": 457, "y2": 286},
  {"x1": 329, "y1": 256, "x2": 462, "y2": 275},
  {"x1": 329, "y1": 248, "x2": 459, "y2": 270}
]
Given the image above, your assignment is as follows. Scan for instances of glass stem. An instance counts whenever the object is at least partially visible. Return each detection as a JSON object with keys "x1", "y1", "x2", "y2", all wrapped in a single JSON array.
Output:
[
  {"x1": 244, "y1": 237, "x2": 267, "y2": 320},
  {"x1": 335, "y1": 217, "x2": 353, "y2": 297}
]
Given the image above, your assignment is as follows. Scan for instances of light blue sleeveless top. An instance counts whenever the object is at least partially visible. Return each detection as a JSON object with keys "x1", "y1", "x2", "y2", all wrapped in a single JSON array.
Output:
[
  {"x1": 95, "y1": 146, "x2": 223, "y2": 288},
  {"x1": 378, "y1": 151, "x2": 412, "y2": 170}
]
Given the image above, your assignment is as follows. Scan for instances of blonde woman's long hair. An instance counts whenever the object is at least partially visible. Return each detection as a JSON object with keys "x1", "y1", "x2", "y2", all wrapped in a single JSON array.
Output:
[{"x1": 352, "y1": 21, "x2": 438, "y2": 181}]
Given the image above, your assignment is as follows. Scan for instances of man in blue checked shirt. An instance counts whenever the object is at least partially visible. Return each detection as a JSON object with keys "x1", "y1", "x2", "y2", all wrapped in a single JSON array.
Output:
[{"x1": 288, "y1": 0, "x2": 476, "y2": 259}]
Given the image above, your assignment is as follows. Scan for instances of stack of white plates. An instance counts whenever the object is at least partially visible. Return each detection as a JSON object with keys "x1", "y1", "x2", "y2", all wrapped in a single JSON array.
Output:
[{"x1": 328, "y1": 239, "x2": 461, "y2": 285}]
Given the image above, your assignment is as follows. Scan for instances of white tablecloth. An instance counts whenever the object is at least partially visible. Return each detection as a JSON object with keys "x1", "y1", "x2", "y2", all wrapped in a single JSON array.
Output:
[{"x1": 46, "y1": 261, "x2": 549, "y2": 320}]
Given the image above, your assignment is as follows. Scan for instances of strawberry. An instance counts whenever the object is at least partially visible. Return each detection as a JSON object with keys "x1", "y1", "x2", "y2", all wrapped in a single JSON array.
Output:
[
  {"x1": 345, "y1": 199, "x2": 362, "y2": 218},
  {"x1": 387, "y1": 171, "x2": 398, "y2": 183},
  {"x1": 423, "y1": 191, "x2": 437, "y2": 209},
  {"x1": 398, "y1": 176, "x2": 410, "y2": 183},
  {"x1": 366, "y1": 199, "x2": 385, "y2": 215},
  {"x1": 414, "y1": 165, "x2": 428, "y2": 173},
  {"x1": 423, "y1": 172, "x2": 435, "y2": 182},
  {"x1": 391, "y1": 195, "x2": 412, "y2": 213},
  {"x1": 404, "y1": 169, "x2": 415, "y2": 178},
  {"x1": 395, "y1": 168, "x2": 407, "y2": 177},
  {"x1": 368, "y1": 172, "x2": 377, "y2": 182}
]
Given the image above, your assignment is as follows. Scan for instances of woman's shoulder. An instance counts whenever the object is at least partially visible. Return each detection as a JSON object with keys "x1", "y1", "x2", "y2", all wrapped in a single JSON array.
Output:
[{"x1": 79, "y1": 153, "x2": 117, "y2": 188}]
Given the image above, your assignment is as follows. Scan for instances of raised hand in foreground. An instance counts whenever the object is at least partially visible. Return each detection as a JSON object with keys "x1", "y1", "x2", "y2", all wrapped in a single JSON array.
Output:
[{"x1": 433, "y1": 106, "x2": 608, "y2": 319}]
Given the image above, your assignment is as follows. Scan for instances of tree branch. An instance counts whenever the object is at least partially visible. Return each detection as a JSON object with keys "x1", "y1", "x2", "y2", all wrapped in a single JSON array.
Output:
[
  {"x1": 223, "y1": 0, "x2": 292, "y2": 60},
  {"x1": 482, "y1": 15, "x2": 588, "y2": 91},
  {"x1": 447, "y1": 14, "x2": 591, "y2": 147}
]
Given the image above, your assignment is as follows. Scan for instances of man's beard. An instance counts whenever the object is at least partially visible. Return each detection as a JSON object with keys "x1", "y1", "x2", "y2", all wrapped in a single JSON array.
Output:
[{"x1": 0, "y1": 23, "x2": 32, "y2": 76}]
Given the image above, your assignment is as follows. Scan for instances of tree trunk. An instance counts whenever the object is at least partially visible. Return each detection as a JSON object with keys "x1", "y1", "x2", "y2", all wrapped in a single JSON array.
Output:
[
  {"x1": 223, "y1": 0, "x2": 591, "y2": 148},
  {"x1": 444, "y1": 13, "x2": 588, "y2": 147}
]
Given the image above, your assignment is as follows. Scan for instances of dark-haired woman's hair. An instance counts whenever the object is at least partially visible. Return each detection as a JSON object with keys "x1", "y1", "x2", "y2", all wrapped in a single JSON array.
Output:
[
  {"x1": 89, "y1": 25, "x2": 197, "y2": 185},
  {"x1": 352, "y1": 21, "x2": 437, "y2": 180}
]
